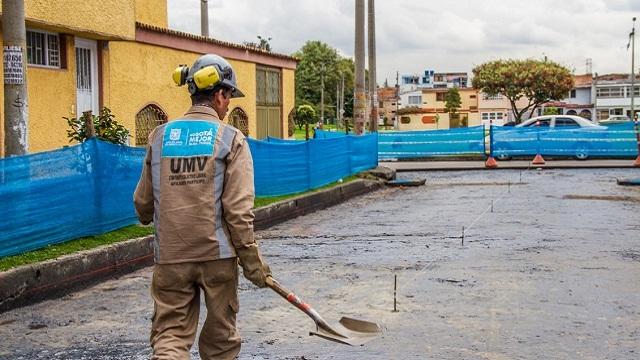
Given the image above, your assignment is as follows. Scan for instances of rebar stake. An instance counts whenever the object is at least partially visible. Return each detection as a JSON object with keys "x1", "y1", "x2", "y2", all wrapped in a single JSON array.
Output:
[
  {"x1": 491, "y1": 200, "x2": 494, "y2": 213},
  {"x1": 508, "y1": 180, "x2": 511, "y2": 193},
  {"x1": 519, "y1": 170, "x2": 522, "y2": 183},
  {"x1": 393, "y1": 274, "x2": 398, "y2": 312},
  {"x1": 461, "y1": 226, "x2": 465, "y2": 246}
]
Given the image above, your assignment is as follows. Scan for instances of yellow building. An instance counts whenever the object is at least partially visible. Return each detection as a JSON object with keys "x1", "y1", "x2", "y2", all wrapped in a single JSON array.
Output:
[
  {"x1": 0, "y1": 0, "x2": 297, "y2": 156},
  {"x1": 398, "y1": 88, "x2": 480, "y2": 131}
]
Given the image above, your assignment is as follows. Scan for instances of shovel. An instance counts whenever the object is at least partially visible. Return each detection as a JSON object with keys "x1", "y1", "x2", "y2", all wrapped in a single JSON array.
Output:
[{"x1": 266, "y1": 276, "x2": 381, "y2": 346}]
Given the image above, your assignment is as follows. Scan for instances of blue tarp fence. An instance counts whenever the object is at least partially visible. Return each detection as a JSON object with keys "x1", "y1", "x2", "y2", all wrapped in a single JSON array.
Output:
[
  {"x1": 0, "y1": 134, "x2": 378, "y2": 257},
  {"x1": 0, "y1": 139, "x2": 144, "y2": 258},
  {"x1": 377, "y1": 126, "x2": 486, "y2": 159},
  {"x1": 249, "y1": 133, "x2": 378, "y2": 197},
  {"x1": 491, "y1": 122, "x2": 639, "y2": 158},
  {"x1": 314, "y1": 123, "x2": 639, "y2": 160}
]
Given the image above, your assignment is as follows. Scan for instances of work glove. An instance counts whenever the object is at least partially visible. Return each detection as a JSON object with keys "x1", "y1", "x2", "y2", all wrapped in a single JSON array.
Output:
[{"x1": 236, "y1": 244, "x2": 271, "y2": 288}]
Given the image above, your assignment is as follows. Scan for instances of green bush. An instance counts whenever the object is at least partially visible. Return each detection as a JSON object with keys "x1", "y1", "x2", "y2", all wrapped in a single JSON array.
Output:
[{"x1": 64, "y1": 107, "x2": 130, "y2": 145}]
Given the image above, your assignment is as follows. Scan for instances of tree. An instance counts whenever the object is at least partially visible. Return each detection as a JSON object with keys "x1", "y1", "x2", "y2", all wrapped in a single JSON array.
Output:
[
  {"x1": 543, "y1": 106, "x2": 559, "y2": 115},
  {"x1": 472, "y1": 59, "x2": 574, "y2": 123},
  {"x1": 444, "y1": 87, "x2": 461, "y2": 117},
  {"x1": 64, "y1": 107, "x2": 129, "y2": 145},
  {"x1": 295, "y1": 104, "x2": 316, "y2": 130},
  {"x1": 292, "y1": 41, "x2": 355, "y2": 119}
]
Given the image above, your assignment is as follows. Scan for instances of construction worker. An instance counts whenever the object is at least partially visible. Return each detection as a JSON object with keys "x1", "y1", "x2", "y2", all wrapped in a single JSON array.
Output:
[{"x1": 133, "y1": 54, "x2": 272, "y2": 360}]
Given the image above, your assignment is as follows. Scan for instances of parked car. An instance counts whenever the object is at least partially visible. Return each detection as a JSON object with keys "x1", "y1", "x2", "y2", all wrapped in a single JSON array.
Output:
[
  {"x1": 598, "y1": 115, "x2": 631, "y2": 126},
  {"x1": 490, "y1": 115, "x2": 607, "y2": 160},
  {"x1": 515, "y1": 115, "x2": 605, "y2": 129}
]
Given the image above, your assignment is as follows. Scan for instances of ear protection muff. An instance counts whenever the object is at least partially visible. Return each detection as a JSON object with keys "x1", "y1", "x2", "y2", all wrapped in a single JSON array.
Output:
[
  {"x1": 172, "y1": 65, "x2": 189, "y2": 86},
  {"x1": 192, "y1": 65, "x2": 221, "y2": 90}
]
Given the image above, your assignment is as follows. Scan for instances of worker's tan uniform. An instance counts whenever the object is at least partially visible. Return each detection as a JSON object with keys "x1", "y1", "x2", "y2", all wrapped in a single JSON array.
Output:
[{"x1": 134, "y1": 105, "x2": 270, "y2": 360}]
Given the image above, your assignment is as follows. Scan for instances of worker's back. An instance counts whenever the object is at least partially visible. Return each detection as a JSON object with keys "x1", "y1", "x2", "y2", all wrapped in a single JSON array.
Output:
[{"x1": 135, "y1": 105, "x2": 254, "y2": 265}]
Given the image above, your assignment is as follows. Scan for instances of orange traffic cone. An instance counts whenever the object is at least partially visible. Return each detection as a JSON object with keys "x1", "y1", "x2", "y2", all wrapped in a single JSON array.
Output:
[
  {"x1": 634, "y1": 155, "x2": 640, "y2": 167},
  {"x1": 531, "y1": 154, "x2": 546, "y2": 165},
  {"x1": 485, "y1": 156, "x2": 498, "y2": 168}
]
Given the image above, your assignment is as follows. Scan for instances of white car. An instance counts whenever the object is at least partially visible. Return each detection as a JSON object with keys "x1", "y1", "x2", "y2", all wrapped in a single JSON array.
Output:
[
  {"x1": 515, "y1": 115, "x2": 606, "y2": 129},
  {"x1": 598, "y1": 115, "x2": 631, "y2": 125},
  {"x1": 491, "y1": 115, "x2": 607, "y2": 160}
]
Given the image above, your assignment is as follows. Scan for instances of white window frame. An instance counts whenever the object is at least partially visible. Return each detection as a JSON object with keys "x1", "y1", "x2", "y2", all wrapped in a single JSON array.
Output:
[
  {"x1": 26, "y1": 28, "x2": 61, "y2": 69},
  {"x1": 408, "y1": 95, "x2": 422, "y2": 105}
]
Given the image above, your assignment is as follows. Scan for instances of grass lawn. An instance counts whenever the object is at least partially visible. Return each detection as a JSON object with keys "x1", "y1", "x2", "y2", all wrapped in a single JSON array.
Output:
[{"x1": 0, "y1": 175, "x2": 360, "y2": 272}]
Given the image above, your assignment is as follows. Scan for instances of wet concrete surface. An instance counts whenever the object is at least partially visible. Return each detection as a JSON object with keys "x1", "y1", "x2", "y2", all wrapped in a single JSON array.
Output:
[{"x1": 1, "y1": 168, "x2": 640, "y2": 359}]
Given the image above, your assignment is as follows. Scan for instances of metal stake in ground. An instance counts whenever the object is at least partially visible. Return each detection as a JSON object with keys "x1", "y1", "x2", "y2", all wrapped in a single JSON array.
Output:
[
  {"x1": 393, "y1": 274, "x2": 398, "y2": 312},
  {"x1": 461, "y1": 226, "x2": 465, "y2": 246}
]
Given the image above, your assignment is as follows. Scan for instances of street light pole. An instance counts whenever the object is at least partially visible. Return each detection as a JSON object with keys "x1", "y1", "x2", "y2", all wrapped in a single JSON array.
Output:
[
  {"x1": 631, "y1": 17, "x2": 636, "y2": 120},
  {"x1": 368, "y1": 0, "x2": 378, "y2": 133},
  {"x1": 320, "y1": 64, "x2": 325, "y2": 128},
  {"x1": 354, "y1": 0, "x2": 366, "y2": 135}
]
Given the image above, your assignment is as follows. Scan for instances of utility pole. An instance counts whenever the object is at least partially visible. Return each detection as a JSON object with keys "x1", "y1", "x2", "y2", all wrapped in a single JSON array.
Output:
[
  {"x1": 3, "y1": 0, "x2": 29, "y2": 156},
  {"x1": 395, "y1": 71, "x2": 400, "y2": 130},
  {"x1": 320, "y1": 64, "x2": 325, "y2": 128},
  {"x1": 201, "y1": 0, "x2": 209, "y2": 37},
  {"x1": 341, "y1": 73, "x2": 346, "y2": 133},
  {"x1": 336, "y1": 83, "x2": 340, "y2": 128},
  {"x1": 368, "y1": 0, "x2": 378, "y2": 132},
  {"x1": 631, "y1": 17, "x2": 636, "y2": 120},
  {"x1": 354, "y1": 0, "x2": 366, "y2": 135}
]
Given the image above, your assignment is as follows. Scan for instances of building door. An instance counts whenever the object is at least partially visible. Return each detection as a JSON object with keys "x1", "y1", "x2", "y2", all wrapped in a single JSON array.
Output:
[
  {"x1": 75, "y1": 38, "x2": 99, "y2": 115},
  {"x1": 256, "y1": 66, "x2": 282, "y2": 139}
]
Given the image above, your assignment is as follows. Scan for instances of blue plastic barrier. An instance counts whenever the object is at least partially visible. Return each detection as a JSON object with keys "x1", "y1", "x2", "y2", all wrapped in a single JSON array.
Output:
[
  {"x1": 1, "y1": 134, "x2": 378, "y2": 257},
  {"x1": 0, "y1": 139, "x2": 144, "y2": 257},
  {"x1": 378, "y1": 126, "x2": 486, "y2": 159},
  {"x1": 491, "y1": 122, "x2": 638, "y2": 158},
  {"x1": 249, "y1": 133, "x2": 378, "y2": 197},
  {"x1": 314, "y1": 129, "x2": 348, "y2": 139}
]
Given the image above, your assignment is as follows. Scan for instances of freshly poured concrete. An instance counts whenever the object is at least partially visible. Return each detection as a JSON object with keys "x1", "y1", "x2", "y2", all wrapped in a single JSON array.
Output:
[{"x1": 1, "y1": 168, "x2": 639, "y2": 359}]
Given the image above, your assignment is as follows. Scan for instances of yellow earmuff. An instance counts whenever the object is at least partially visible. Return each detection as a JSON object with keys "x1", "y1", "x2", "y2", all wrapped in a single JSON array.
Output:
[
  {"x1": 172, "y1": 65, "x2": 189, "y2": 86},
  {"x1": 192, "y1": 65, "x2": 221, "y2": 90}
]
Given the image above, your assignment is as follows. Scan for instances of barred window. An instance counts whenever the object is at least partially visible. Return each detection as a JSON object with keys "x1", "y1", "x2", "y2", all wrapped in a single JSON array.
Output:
[
  {"x1": 256, "y1": 67, "x2": 281, "y2": 106},
  {"x1": 26, "y1": 30, "x2": 60, "y2": 67}
]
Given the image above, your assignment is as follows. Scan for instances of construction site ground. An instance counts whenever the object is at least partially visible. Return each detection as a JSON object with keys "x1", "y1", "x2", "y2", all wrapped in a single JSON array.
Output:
[{"x1": 1, "y1": 168, "x2": 639, "y2": 359}]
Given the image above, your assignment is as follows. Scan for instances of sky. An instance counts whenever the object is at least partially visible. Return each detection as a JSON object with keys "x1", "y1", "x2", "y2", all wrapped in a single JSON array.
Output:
[{"x1": 167, "y1": 0, "x2": 640, "y2": 86}]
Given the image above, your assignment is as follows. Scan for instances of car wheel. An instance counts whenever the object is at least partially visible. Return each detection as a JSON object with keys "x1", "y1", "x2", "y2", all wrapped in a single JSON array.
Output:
[{"x1": 574, "y1": 143, "x2": 590, "y2": 160}]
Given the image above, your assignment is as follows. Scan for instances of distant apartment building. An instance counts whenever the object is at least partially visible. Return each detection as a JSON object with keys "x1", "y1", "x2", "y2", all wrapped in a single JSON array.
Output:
[
  {"x1": 593, "y1": 74, "x2": 640, "y2": 120},
  {"x1": 401, "y1": 70, "x2": 468, "y2": 90}
]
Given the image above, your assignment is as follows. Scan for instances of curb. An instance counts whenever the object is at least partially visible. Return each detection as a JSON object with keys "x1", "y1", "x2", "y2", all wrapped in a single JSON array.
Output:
[{"x1": 0, "y1": 179, "x2": 383, "y2": 313}]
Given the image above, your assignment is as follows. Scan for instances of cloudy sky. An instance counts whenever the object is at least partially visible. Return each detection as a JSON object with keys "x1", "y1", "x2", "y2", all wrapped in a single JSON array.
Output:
[{"x1": 168, "y1": 0, "x2": 640, "y2": 85}]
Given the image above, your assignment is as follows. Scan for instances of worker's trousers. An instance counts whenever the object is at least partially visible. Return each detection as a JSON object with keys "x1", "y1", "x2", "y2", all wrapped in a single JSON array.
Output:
[{"x1": 150, "y1": 258, "x2": 240, "y2": 360}]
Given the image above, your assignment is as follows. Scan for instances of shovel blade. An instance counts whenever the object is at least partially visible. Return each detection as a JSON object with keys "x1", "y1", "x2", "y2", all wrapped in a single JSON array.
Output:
[{"x1": 310, "y1": 316, "x2": 382, "y2": 346}]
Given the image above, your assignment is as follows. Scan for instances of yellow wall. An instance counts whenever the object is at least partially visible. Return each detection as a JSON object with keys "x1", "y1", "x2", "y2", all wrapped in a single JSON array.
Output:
[
  {"x1": 106, "y1": 41, "x2": 261, "y2": 140},
  {"x1": 135, "y1": 0, "x2": 168, "y2": 28},
  {"x1": 0, "y1": 33, "x2": 77, "y2": 156},
  {"x1": 0, "y1": 0, "x2": 136, "y2": 40},
  {"x1": 282, "y1": 68, "x2": 295, "y2": 137}
]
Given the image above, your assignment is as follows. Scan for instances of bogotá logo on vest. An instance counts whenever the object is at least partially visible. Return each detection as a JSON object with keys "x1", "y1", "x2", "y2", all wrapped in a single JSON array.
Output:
[{"x1": 169, "y1": 128, "x2": 182, "y2": 141}]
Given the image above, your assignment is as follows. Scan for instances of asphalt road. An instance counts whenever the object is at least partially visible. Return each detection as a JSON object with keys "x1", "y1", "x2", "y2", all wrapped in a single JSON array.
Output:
[{"x1": 1, "y1": 168, "x2": 639, "y2": 359}]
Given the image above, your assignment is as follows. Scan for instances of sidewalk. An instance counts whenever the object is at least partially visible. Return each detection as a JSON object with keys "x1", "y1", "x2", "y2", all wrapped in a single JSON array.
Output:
[{"x1": 382, "y1": 159, "x2": 638, "y2": 172}]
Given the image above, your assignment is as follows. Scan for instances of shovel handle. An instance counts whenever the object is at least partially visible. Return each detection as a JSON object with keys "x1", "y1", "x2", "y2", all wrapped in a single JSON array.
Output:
[
  {"x1": 266, "y1": 276, "x2": 314, "y2": 315},
  {"x1": 266, "y1": 276, "x2": 341, "y2": 336}
]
